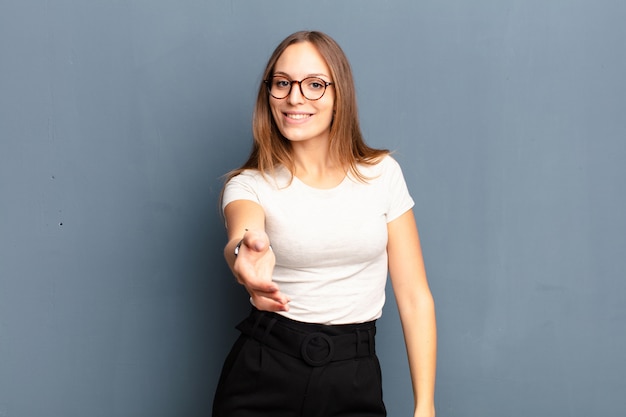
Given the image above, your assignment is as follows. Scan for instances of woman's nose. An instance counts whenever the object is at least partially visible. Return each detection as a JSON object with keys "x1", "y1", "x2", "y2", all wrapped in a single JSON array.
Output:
[{"x1": 287, "y1": 81, "x2": 305, "y2": 104}]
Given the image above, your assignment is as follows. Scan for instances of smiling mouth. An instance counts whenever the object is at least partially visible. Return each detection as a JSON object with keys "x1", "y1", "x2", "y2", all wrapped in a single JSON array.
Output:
[{"x1": 285, "y1": 113, "x2": 312, "y2": 120}]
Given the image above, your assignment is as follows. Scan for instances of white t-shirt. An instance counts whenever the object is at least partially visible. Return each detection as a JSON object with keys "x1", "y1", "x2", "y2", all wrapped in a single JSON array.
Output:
[{"x1": 222, "y1": 155, "x2": 414, "y2": 325}]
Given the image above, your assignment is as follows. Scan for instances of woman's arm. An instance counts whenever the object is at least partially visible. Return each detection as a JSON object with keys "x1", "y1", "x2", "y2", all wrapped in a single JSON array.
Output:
[
  {"x1": 387, "y1": 209, "x2": 437, "y2": 417},
  {"x1": 223, "y1": 199, "x2": 290, "y2": 311}
]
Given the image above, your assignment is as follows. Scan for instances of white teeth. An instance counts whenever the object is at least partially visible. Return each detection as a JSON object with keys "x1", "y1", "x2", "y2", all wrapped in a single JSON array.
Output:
[{"x1": 286, "y1": 113, "x2": 311, "y2": 120}]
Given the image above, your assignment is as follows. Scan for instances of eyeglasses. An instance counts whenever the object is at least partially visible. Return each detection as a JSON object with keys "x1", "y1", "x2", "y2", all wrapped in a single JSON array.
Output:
[{"x1": 265, "y1": 76, "x2": 333, "y2": 101}]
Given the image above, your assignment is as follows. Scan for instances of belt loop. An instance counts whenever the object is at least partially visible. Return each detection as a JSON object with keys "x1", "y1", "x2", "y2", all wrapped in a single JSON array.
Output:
[
  {"x1": 357, "y1": 328, "x2": 370, "y2": 357},
  {"x1": 261, "y1": 317, "x2": 277, "y2": 344},
  {"x1": 251, "y1": 310, "x2": 264, "y2": 337},
  {"x1": 367, "y1": 328, "x2": 374, "y2": 356}
]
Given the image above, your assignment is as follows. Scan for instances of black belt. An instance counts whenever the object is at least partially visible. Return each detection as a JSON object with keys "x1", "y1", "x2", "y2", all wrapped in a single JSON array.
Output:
[{"x1": 236, "y1": 308, "x2": 376, "y2": 367}]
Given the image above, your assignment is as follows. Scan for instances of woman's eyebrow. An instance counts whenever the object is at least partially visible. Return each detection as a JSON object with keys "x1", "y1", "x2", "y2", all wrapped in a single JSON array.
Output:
[{"x1": 273, "y1": 71, "x2": 331, "y2": 79}]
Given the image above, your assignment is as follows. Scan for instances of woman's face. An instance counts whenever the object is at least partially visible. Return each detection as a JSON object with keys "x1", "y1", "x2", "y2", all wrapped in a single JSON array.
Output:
[{"x1": 269, "y1": 42, "x2": 335, "y2": 146}]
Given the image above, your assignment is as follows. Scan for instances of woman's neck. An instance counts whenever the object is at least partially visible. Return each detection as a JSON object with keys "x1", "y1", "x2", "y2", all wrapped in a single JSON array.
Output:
[{"x1": 291, "y1": 142, "x2": 346, "y2": 189}]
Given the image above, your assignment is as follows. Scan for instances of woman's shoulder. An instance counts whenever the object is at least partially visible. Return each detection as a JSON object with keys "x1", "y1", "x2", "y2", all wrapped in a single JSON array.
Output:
[
  {"x1": 227, "y1": 165, "x2": 292, "y2": 188},
  {"x1": 357, "y1": 153, "x2": 402, "y2": 177},
  {"x1": 225, "y1": 169, "x2": 260, "y2": 187}
]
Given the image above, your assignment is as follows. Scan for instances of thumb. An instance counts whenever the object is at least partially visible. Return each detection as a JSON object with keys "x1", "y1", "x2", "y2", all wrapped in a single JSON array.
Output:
[{"x1": 243, "y1": 230, "x2": 271, "y2": 253}]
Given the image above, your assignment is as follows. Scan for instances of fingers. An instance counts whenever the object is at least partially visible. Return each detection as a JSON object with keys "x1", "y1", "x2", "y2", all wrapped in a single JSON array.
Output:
[
  {"x1": 250, "y1": 294, "x2": 289, "y2": 312},
  {"x1": 246, "y1": 276, "x2": 290, "y2": 309},
  {"x1": 244, "y1": 274, "x2": 290, "y2": 311},
  {"x1": 251, "y1": 287, "x2": 290, "y2": 305},
  {"x1": 243, "y1": 279, "x2": 279, "y2": 293}
]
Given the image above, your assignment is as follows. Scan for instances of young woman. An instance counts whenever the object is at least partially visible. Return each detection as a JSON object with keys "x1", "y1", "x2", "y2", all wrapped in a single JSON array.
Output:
[{"x1": 213, "y1": 31, "x2": 436, "y2": 417}]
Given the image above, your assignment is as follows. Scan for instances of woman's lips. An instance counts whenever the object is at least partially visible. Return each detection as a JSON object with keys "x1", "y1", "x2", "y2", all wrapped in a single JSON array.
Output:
[{"x1": 286, "y1": 112, "x2": 311, "y2": 118}]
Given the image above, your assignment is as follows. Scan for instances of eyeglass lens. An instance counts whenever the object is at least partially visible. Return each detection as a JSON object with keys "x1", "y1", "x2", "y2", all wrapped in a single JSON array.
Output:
[{"x1": 268, "y1": 76, "x2": 329, "y2": 100}]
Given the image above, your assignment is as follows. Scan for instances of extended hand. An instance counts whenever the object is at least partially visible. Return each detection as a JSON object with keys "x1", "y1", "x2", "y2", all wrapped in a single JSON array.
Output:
[{"x1": 232, "y1": 230, "x2": 290, "y2": 312}]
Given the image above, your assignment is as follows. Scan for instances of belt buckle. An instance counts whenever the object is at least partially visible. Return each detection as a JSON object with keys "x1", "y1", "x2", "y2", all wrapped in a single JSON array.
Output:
[{"x1": 300, "y1": 332, "x2": 334, "y2": 367}]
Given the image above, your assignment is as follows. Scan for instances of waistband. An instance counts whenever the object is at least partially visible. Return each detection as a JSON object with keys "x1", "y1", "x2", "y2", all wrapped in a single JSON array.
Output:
[{"x1": 236, "y1": 308, "x2": 377, "y2": 367}]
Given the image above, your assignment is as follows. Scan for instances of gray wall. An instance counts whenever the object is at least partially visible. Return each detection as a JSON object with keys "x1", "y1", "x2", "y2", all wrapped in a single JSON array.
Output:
[{"x1": 1, "y1": 1, "x2": 625, "y2": 416}]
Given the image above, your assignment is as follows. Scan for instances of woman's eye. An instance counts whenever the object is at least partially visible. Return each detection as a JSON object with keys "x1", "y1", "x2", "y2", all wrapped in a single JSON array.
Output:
[
  {"x1": 274, "y1": 79, "x2": 290, "y2": 88},
  {"x1": 306, "y1": 79, "x2": 324, "y2": 89}
]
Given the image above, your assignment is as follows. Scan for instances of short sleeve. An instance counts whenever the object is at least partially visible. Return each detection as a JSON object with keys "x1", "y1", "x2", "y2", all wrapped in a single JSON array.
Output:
[
  {"x1": 221, "y1": 171, "x2": 261, "y2": 213},
  {"x1": 384, "y1": 156, "x2": 415, "y2": 222}
]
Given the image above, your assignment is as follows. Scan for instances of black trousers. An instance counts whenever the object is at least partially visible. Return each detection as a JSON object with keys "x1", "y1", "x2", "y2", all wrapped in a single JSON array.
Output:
[{"x1": 212, "y1": 308, "x2": 387, "y2": 417}]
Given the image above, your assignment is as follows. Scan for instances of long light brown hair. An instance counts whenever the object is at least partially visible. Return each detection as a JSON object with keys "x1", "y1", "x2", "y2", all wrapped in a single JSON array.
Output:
[{"x1": 225, "y1": 30, "x2": 388, "y2": 183}]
